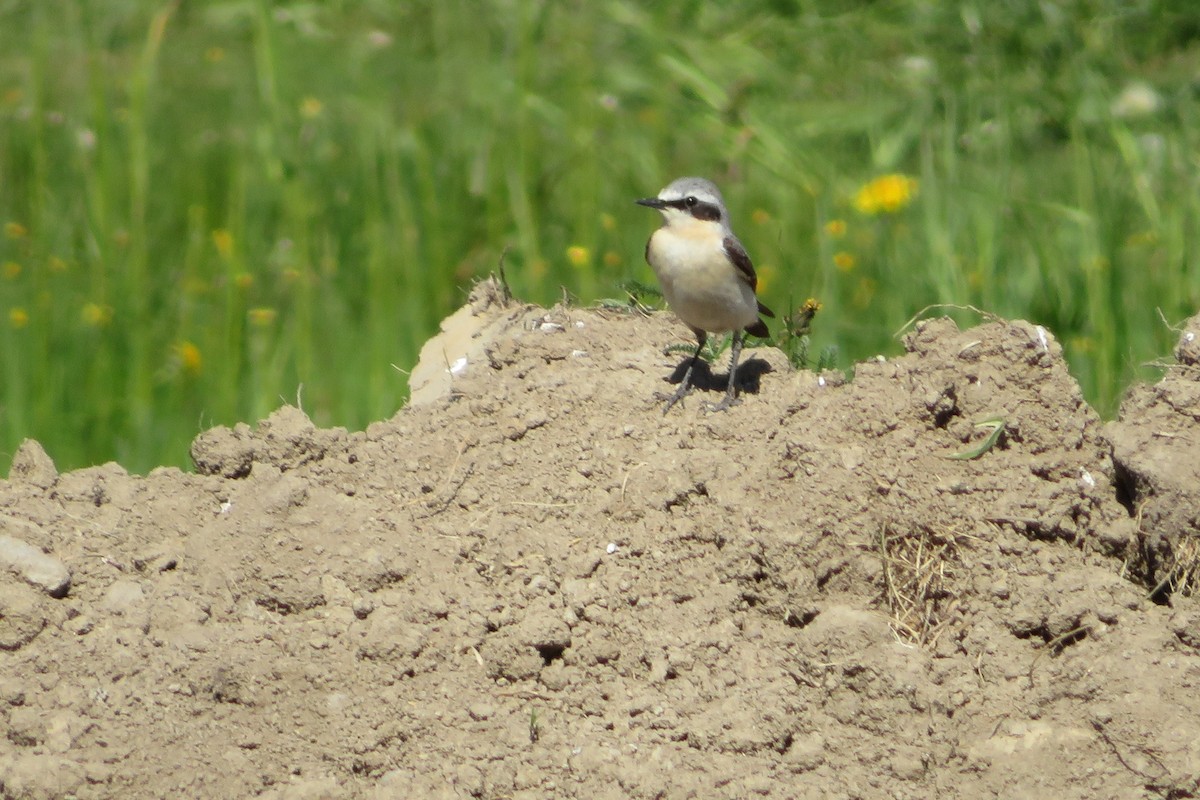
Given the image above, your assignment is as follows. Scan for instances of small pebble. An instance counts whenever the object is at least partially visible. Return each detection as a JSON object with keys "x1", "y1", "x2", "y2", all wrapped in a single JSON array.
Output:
[{"x1": 0, "y1": 533, "x2": 71, "y2": 598}]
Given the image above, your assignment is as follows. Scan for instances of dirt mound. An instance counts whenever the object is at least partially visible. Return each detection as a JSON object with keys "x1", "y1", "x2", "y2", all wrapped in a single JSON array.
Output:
[
  {"x1": 1109, "y1": 312, "x2": 1200, "y2": 600},
  {"x1": 2, "y1": 283, "x2": 1199, "y2": 799}
]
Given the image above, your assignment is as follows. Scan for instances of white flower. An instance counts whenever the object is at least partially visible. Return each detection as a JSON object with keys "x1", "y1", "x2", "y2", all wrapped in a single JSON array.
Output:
[{"x1": 1111, "y1": 82, "x2": 1162, "y2": 118}]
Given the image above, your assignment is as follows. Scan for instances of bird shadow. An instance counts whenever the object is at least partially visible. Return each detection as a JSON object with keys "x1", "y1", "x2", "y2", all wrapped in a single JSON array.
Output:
[{"x1": 664, "y1": 355, "x2": 773, "y2": 396}]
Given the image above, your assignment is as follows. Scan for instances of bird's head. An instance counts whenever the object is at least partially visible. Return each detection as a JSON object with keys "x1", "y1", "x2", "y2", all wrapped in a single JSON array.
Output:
[{"x1": 636, "y1": 177, "x2": 728, "y2": 228}]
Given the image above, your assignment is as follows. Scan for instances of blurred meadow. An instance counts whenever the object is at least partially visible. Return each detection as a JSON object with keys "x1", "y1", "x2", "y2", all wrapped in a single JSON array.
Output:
[{"x1": 2, "y1": 0, "x2": 1199, "y2": 472}]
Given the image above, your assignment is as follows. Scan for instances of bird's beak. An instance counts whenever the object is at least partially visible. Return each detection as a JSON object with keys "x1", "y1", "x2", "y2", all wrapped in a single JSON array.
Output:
[{"x1": 636, "y1": 197, "x2": 666, "y2": 209}]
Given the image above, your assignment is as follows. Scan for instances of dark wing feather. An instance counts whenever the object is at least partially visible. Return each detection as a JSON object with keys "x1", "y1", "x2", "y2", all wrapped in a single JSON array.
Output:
[
  {"x1": 744, "y1": 318, "x2": 770, "y2": 338},
  {"x1": 723, "y1": 235, "x2": 757, "y2": 289},
  {"x1": 723, "y1": 235, "x2": 775, "y2": 320}
]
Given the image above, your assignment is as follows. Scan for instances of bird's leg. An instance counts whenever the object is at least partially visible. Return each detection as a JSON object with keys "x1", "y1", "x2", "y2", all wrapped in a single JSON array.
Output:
[
  {"x1": 705, "y1": 330, "x2": 744, "y2": 412},
  {"x1": 661, "y1": 332, "x2": 706, "y2": 414}
]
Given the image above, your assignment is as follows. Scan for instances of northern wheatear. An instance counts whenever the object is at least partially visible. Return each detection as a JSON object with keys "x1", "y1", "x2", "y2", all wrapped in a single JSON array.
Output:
[{"x1": 637, "y1": 177, "x2": 775, "y2": 413}]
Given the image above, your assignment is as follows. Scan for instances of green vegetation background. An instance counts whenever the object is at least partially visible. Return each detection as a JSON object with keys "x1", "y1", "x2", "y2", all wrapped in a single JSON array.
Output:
[{"x1": 2, "y1": 1, "x2": 1198, "y2": 473}]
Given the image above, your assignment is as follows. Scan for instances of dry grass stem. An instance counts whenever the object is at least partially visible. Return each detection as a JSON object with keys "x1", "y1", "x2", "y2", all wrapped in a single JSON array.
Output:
[{"x1": 877, "y1": 522, "x2": 967, "y2": 647}]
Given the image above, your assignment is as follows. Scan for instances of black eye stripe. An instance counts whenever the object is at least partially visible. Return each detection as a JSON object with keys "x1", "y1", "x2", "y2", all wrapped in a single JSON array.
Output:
[{"x1": 664, "y1": 196, "x2": 719, "y2": 218}]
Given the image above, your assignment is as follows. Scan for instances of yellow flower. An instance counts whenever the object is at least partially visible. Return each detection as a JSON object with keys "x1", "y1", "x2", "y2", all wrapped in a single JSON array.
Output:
[
  {"x1": 300, "y1": 97, "x2": 323, "y2": 119},
  {"x1": 853, "y1": 174, "x2": 918, "y2": 215},
  {"x1": 751, "y1": 208, "x2": 771, "y2": 225},
  {"x1": 248, "y1": 307, "x2": 277, "y2": 327},
  {"x1": 824, "y1": 219, "x2": 847, "y2": 238},
  {"x1": 756, "y1": 264, "x2": 777, "y2": 295},
  {"x1": 81, "y1": 302, "x2": 114, "y2": 327},
  {"x1": 787, "y1": 298, "x2": 822, "y2": 337},
  {"x1": 184, "y1": 277, "x2": 208, "y2": 295},
  {"x1": 4, "y1": 221, "x2": 27, "y2": 239},
  {"x1": 1125, "y1": 230, "x2": 1157, "y2": 247},
  {"x1": 1068, "y1": 336, "x2": 1095, "y2": 354},
  {"x1": 565, "y1": 245, "x2": 590, "y2": 269},
  {"x1": 9, "y1": 307, "x2": 29, "y2": 328},
  {"x1": 636, "y1": 108, "x2": 660, "y2": 125},
  {"x1": 603, "y1": 251, "x2": 621, "y2": 268},
  {"x1": 205, "y1": 46, "x2": 225, "y2": 63},
  {"x1": 234, "y1": 272, "x2": 253, "y2": 289},
  {"x1": 600, "y1": 213, "x2": 616, "y2": 232},
  {"x1": 833, "y1": 251, "x2": 856, "y2": 273},
  {"x1": 853, "y1": 277, "x2": 877, "y2": 308},
  {"x1": 212, "y1": 229, "x2": 234, "y2": 259},
  {"x1": 47, "y1": 256, "x2": 67, "y2": 272},
  {"x1": 3, "y1": 261, "x2": 20, "y2": 279},
  {"x1": 175, "y1": 341, "x2": 202, "y2": 376}
]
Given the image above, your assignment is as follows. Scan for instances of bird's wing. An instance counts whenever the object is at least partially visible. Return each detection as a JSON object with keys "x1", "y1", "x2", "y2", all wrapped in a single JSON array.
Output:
[
  {"x1": 724, "y1": 235, "x2": 776, "y2": 319},
  {"x1": 722, "y1": 235, "x2": 758, "y2": 290}
]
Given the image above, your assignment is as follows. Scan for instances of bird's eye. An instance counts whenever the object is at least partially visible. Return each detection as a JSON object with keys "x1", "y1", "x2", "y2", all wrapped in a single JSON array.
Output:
[{"x1": 685, "y1": 196, "x2": 698, "y2": 207}]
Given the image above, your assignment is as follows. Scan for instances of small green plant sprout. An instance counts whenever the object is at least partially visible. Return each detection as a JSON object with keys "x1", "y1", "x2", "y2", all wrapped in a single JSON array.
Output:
[
  {"x1": 597, "y1": 279, "x2": 663, "y2": 313},
  {"x1": 665, "y1": 333, "x2": 730, "y2": 365},
  {"x1": 528, "y1": 708, "x2": 541, "y2": 743},
  {"x1": 948, "y1": 417, "x2": 1007, "y2": 460},
  {"x1": 776, "y1": 298, "x2": 837, "y2": 372},
  {"x1": 494, "y1": 246, "x2": 514, "y2": 304}
]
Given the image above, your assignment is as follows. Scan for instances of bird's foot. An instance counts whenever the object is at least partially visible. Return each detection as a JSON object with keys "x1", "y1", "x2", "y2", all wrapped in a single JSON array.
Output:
[
  {"x1": 656, "y1": 383, "x2": 694, "y2": 415},
  {"x1": 703, "y1": 390, "x2": 741, "y2": 413}
]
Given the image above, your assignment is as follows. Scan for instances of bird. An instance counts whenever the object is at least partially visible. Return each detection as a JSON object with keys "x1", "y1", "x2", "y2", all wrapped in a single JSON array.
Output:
[{"x1": 636, "y1": 177, "x2": 775, "y2": 413}]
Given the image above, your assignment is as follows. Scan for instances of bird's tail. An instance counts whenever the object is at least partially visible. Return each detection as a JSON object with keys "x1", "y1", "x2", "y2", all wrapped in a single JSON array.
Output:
[{"x1": 745, "y1": 318, "x2": 770, "y2": 338}]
